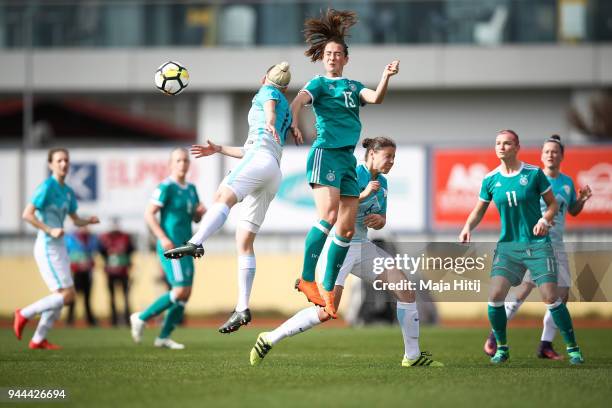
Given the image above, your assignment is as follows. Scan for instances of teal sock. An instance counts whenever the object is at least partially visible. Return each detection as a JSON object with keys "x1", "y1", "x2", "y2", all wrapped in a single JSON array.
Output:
[
  {"x1": 322, "y1": 234, "x2": 351, "y2": 291},
  {"x1": 488, "y1": 303, "x2": 507, "y2": 345},
  {"x1": 140, "y1": 292, "x2": 173, "y2": 321},
  {"x1": 548, "y1": 302, "x2": 577, "y2": 348},
  {"x1": 301, "y1": 220, "x2": 332, "y2": 282},
  {"x1": 159, "y1": 302, "x2": 185, "y2": 339}
]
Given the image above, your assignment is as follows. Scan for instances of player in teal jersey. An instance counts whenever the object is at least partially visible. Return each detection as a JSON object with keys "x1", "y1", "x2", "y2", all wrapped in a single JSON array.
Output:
[
  {"x1": 130, "y1": 147, "x2": 205, "y2": 349},
  {"x1": 291, "y1": 9, "x2": 399, "y2": 318},
  {"x1": 14, "y1": 148, "x2": 99, "y2": 349},
  {"x1": 483, "y1": 135, "x2": 592, "y2": 359},
  {"x1": 460, "y1": 130, "x2": 584, "y2": 365},
  {"x1": 250, "y1": 138, "x2": 442, "y2": 367},
  {"x1": 163, "y1": 62, "x2": 295, "y2": 334}
]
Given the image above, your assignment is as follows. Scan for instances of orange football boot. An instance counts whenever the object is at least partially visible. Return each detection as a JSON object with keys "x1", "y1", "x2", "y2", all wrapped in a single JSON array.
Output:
[{"x1": 294, "y1": 279, "x2": 325, "y2": 307}]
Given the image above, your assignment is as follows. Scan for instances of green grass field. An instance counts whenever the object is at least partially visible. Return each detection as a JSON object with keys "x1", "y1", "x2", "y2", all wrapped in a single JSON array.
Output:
[{"x1": 1, "y1": 326, "x2": 611, "y2": 408}]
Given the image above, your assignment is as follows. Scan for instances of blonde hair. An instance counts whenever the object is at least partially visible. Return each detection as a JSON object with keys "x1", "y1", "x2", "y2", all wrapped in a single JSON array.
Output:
[{"x1": 266, "y1": 62, "x2": 291, "y2": 88}]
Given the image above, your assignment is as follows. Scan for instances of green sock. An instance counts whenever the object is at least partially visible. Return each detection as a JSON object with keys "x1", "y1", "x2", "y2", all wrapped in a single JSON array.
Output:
[
  {"x1": 140, "y1": 292, "x2": 173, "y2": 321},
  {"x1": 159, "y1": 302, "x2": 185, "y2": 339},
  {"x1": 549, "y1": 302, "x2": 577, "y2": 348},
  {"x1": 301, "y1": 220, "x2": 332, "y2": 282},
  {"x1": 322, "y1": 234, "x2": 351, "y2": 291},
  {"x1": 488, "y1": 304, "x2": 507, "y2": 345}
]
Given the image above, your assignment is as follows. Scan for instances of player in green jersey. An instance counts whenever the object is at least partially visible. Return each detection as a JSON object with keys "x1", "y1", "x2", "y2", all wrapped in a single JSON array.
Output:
[
  {"x1": 460, "y1": 130, "x2": 584, "y2": 365},
  {"x1": 291, "y1": 9, "x2": 399, "y2": 318},
  {"x1": 483, "y1": 135, "x2": 592, "y2": 359},
  {"x1": 130, "y1": 148, "x2": 205, "y2": 349}
]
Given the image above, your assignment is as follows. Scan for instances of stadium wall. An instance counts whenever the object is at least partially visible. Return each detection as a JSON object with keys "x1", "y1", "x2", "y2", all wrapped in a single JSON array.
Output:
[{"x1": 2, "y1": 254, "x2": 611, "y2": 319}]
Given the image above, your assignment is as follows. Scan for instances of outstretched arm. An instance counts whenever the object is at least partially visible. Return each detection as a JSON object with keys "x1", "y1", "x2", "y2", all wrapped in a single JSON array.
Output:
[
  {"x1": 569, "y1": 184, "x2": 592, "y2": 216},
  {"x1": 69, "y1": 213, "x2": 99, "y2": 227},
  {"x1": 191, "y1": 140, "x2": 244, "y2": 159},
  {"x1": 359, "y1": 60, "x2": 400, "y2": 105}
]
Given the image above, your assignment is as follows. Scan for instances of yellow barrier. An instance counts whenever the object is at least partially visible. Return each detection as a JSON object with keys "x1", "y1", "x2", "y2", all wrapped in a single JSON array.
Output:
[{"x1": 1, "y1": 254, "x2": 611, "y2": 319}]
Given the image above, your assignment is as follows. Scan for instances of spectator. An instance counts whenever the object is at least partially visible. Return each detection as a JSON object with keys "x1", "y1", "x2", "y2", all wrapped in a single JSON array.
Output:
[
  {"x1": 98, "y1": 217, "x2": 135, "y2": 326},
  {"x1": 65, "y1": 226, "x2": 98, "y2": 326}
]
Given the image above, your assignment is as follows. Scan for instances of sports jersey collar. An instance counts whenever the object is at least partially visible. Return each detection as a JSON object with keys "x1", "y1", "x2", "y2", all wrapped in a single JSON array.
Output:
[
  {"x1": 168, "y1": 176, "x2": 189, "y2": 189},
  {"x1": 50, "y1": 174, "x2": 67, "y2": 189},
  {"x1": 359, "y1": 163, "x2": 381, "y2": 181},
  {"x1": 323, "y1": 75, "x2": 346, "y2": 80},
  {"x1": 498, "y1": 162, "x2": 524, "y2": 178}
]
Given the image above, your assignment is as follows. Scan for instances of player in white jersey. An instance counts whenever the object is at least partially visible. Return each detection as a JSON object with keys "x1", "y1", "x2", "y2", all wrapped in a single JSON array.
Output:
[
  {"x1": 13, "y1": 148, "x2": 99, "y2": 349},
  {"x1": 483, "y1": 135, "x2": 592, "y2": 359},
  {"x1": 249, "y1": 137, "x2": 443, "y2": 368},
  {"x1": 164, "y1": 62, "x2": 297, "y2": 333}
]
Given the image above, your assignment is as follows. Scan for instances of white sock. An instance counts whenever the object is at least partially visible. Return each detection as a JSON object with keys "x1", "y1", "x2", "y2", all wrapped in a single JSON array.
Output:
[
  {"x1": 397, "y1": 301, "x2": 420, "y2": 360},
  {"x1": 267, "y1": 306, "x2": 322, "y2": 345},
  {"x1": 189, "y1": 202, "x2": 230, "y2": 245},
  {"x1": 21, "y1": 293, "x2": 64, "y2": 319},
  {"x1": 31, "y1": 307, "x2": 62, "y2": 343},
  {"x1": 541, "y1": 309, "x2": 558, "y2": 342},
  {"x1": 235, "y1": 255, "x2": 256, "y2": 312},
  {"x1": 504, "y1": 300, "x2": 523, "y2": 321}
]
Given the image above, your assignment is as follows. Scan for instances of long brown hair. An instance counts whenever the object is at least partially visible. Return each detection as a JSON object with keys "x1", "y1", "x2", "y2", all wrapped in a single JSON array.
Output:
[{"x1": 304, "y1": 9, "x2": 358, "y2": 62}]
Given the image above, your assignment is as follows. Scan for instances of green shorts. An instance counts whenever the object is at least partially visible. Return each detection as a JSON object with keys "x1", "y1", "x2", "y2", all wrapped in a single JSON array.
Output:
[
  {"x1": 306, "y1": 146, "x2": 359, "y2": 197},
  {"x1": 491, "y1": 242, "x2": 557, "y2": 286},
  {"x1": 157, "y1": 241, "x2": 195, "y2": 287}
]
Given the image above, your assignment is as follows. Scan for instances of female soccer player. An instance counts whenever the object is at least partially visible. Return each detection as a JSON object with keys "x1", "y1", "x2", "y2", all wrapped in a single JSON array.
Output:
[
  {"x1": 163, "y1": 62, "x2": 295, "y2": 333},
  {"x1": 13, "y1": 148, "x2": 99, "y2": 349},
  {"x1": 291, "y1": 9, "x2": 399, "y2": 318},
  {"x1": 250, "y1": 137, "x2": 443, "y2": 368},
  {"x1": 130, "y1": 147, "x2": 205, "y2": 349},
  {"x1": 483, "y1": 135, "x2": 592, "y2": 359},
  {"x1": 460, "y1": 130, "x2": 584, "y2": 365}
]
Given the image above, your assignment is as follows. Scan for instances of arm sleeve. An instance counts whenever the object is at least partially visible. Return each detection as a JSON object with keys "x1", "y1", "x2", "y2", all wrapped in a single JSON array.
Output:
[
  {"x1": 258, "y1": 87, "x2": 280, "y2": 103},
  {"x1": 537, "y1": 169, "x2": 552, "y2": 195},
  {"x1": 151, "y1": 184, "x2": 168, "y2": 207},
  {"x1": 30, "y1": 182, "x2": 49, "y2": 209},
  {"x1": 302, "y1": 78, "x2": 322, "y2": 103},
  {"x1": 68, "y1": 190, "x2": 78, "y2": 214},
  {"x1": 479, "y1": 178, "x2": 492, "y2": 202}
]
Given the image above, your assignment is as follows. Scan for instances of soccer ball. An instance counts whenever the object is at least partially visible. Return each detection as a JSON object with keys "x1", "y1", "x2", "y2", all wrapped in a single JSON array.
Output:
[{"x1": 155, "y1": 61, "x2": 189, "y2": 95}]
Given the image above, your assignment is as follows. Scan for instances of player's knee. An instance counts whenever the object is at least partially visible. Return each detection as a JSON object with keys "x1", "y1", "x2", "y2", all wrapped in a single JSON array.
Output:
[
  {"x1": 321, "y1": 213, "x2": 338, "y2": 226},
  {"x1": 174, "y1": 287, "x2": 191, "y2": 301},
  {"x1": 542, "y1": 293, "x2": 558, "y2": 305},
  {"x1": 488, "y1": 289, "x2": 506, "y2": 302},
  {"x1": 62, "y1": 290, "x2": 76, "y2": 305}
]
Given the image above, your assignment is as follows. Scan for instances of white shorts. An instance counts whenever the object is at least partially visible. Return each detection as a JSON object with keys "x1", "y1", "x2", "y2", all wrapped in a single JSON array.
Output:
[
  {"x1": 523, "y1": 245, "x2": 571, "y2": 287},
  {"x1": 222, "y1": 151, "x2": 281, "y2": 233},
  {"x1": 316, "y1": 240, "x2": 391, "y2": 287},
  {"x1": 34, "y1": 238, "x2": 73, "y2": 291}
]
